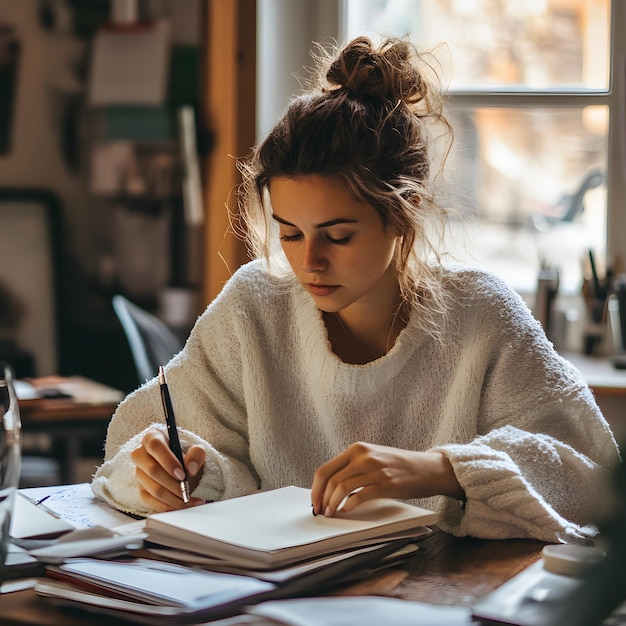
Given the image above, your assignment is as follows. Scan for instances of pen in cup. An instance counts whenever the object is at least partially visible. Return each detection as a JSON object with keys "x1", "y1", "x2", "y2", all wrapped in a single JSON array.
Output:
[{"x1": 158, "y1": 365, "x2": 190, "y2": 504}]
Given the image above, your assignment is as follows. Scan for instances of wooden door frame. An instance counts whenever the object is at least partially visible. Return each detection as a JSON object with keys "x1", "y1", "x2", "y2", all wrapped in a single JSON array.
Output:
[{"x1": 201, "y1": 0, "x2": 256, "y2": 304}]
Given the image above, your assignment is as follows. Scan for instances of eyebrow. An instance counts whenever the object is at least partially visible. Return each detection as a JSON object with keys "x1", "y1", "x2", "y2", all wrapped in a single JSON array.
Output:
[{"x1": 271, "y1": 214, "x2": 359, "y2": 229}]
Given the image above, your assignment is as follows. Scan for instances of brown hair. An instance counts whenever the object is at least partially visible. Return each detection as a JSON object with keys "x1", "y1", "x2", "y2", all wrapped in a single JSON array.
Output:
[{"x1": 238, "y1": 36, "x2": 453, "y2": 339}]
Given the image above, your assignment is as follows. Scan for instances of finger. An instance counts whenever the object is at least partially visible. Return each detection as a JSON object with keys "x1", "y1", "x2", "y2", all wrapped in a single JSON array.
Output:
[
  {"x1": 322, "y1": 473, "x2": 371, "y2": 517},
  {"x1": 316, "y1": 443, "x2": 374, "y2": 514},
  {"x1": 137, "y1": 484, "x2": 205, "y2": 512},
  {"x1": 132, "y1": 441, "x2": 187, "y2": 502},
  {"x1": 143, "y1": 429, "x2": 188, "y2": 481},
  {"x1": 183, "y1": 445, "x2": 206, "y2": 494},
  {"x1": 136, "y1": 466, "x2": 186, "y2": 511},
  {"x1": 183, "y1": 445, "x2": 206, "y2": 478},
  {"x1": 311, "y1": 452, "x2": 351, "y2": 514},
  {"x1": 335, "y1": 484, "x2": 382, "y2": 514},
  {"x1": 137, "y1": 488, "x2": 172, "y2": 513}
]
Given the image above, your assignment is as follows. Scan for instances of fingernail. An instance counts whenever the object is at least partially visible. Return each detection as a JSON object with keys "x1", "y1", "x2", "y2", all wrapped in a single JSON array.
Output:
[
  {"x1": 187, "y1": 461, "x2": 199, "y2": 476},
  {"x1": 173, "y1": 468, "x2": 185, "y2": 481},
  {"x1": 324, "y1": 506, "x2": 331, "y2": 517}
]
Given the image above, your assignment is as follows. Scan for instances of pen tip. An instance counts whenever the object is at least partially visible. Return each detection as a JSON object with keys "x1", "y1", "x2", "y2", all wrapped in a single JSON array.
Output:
[
  {"x1": 158, "y1": 366, "x2": 165, "y2": 384},
  {"x1": 182, "y1": 481, "x2": 191, "y2": 505}
]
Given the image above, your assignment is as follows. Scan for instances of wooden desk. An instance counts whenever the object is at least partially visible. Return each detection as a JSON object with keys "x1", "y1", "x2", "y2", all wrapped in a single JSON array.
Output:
[
  {"x1": 0, "y1": 530, "x2": 545, "y2": 625},
  {"x1": 18, "y1": 377, "x2": 124, "y2": 484}
]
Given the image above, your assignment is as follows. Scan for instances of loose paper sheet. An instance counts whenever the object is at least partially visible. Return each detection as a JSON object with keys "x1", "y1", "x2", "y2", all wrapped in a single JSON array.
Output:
[{"x1": 247, "y1": 596, "x2": 472, "y2": 626}]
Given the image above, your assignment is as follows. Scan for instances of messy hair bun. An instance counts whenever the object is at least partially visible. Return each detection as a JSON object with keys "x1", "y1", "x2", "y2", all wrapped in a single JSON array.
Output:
[
  {"x1": 240, "y1": 35, "x2": 454, "y2": 342},
  {"x1": 325, "y1": 36, "x2": 427, "y2": 105}
]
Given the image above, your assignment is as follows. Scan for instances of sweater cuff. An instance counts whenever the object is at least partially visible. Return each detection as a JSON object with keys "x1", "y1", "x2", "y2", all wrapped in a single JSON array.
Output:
[
  {"x1": 431, "y1": 443, "x2": 593, "y2": 543},
  {"x1": 91, "y1": 423, "x2": 258, "y2": 516},
  {"x1": 91, "y1": 424, "x2": 228, "y2": 516}
]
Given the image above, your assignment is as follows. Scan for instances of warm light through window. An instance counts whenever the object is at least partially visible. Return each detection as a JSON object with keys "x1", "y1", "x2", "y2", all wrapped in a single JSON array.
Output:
[{"x1": 344, "y1": 0, "x2": 611, "y2": 292}]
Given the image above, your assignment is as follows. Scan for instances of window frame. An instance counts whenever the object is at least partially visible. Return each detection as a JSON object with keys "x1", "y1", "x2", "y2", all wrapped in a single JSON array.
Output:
[{"x1": 338, "y1": 0, "x2": 626, "y2": 291}]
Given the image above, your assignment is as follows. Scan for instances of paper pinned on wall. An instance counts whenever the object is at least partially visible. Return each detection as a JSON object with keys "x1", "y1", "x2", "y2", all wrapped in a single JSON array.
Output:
[{"x1": 88, "y1": 20, "x2": 171, "y2": 106}]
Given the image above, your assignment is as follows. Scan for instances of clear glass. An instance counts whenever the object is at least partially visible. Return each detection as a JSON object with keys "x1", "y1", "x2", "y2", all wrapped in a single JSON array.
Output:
[
  {"x1": 440, "y1": 105, "x2": 608, "y2": 292},
  {"x1": 343, "y1": 0, "x2": 610, "y2": 90},
  {"x1": 0, "y1": 362, "x2": 22, "y2": 584}
]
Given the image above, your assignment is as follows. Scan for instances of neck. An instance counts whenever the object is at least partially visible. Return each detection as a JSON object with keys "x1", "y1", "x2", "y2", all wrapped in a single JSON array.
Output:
[{"x1": 323, "y1": 288, "x2": 409, "y2": 364}]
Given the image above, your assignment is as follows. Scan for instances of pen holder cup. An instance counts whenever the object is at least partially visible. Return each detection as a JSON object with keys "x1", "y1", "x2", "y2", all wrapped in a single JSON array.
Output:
[
  {"x1": 0, "y1": 362, "x2": 21, "y2": 585},
  {"x1": 583, "y1": 297, "x2": 608, "y2": 356}
]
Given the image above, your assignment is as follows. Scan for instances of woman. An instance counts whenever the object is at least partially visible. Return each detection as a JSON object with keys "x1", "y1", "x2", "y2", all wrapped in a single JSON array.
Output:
[{"x1": 92, "y1": 36, "x2": 619, "y2": 543}]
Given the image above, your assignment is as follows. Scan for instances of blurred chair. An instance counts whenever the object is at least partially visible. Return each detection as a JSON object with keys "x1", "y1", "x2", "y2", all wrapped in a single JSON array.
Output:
[{"x1": 112, "y1": 294, "x2": 184, "y2": 385}]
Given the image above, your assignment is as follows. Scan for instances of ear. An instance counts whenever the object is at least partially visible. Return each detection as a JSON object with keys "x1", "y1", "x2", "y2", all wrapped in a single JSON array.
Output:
[
  {"x1": 391, "y1": 193, "x2": 421, "y2": 237},
  {"x1": 406, "y1": 191, "x2": 421, "y2": 207}
]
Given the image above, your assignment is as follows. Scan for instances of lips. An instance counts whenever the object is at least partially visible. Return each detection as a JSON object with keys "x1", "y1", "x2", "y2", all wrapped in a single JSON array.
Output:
[{"x1": 307, "y1": 283, "x2": 339, "y2": 297}]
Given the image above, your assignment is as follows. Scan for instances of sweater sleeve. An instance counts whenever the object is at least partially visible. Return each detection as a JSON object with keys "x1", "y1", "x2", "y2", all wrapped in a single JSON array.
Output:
[
  {"x1": 432, "y1": 272, "x2": 621, "y2": 543},
  {"x1": 91, "y1": 269, "x2": 260, "y2": 516}
]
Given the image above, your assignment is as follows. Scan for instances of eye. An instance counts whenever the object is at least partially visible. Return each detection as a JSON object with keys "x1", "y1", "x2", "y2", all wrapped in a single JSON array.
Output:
[
  {"x1": 326, "y1": 234, "x2": 352, "y2": 245},
  {"x1": 279, "y1": 233, "x2": 302, "y2": 242}
]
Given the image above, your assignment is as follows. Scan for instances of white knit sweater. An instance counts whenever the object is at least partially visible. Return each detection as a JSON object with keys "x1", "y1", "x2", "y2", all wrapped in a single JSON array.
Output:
[{"x1": 92, "y1": 260, "x2": 620, "y2": 542}]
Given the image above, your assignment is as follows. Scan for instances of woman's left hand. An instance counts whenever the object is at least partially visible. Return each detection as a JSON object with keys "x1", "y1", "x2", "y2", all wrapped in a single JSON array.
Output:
[{"x1": 310, "y1": 442, "x2": 465, "y2": 517}]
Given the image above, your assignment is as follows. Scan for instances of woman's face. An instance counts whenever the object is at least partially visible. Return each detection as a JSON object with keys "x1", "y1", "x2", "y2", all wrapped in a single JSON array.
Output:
[{"x1": 269, "y1": 175, "x2": 400, "y2": 317}]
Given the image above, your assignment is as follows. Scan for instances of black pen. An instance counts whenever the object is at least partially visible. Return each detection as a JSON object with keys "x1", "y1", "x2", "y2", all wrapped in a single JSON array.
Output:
[{"x1": 158, "y1": 365, "x2": 190, "y2": 504}]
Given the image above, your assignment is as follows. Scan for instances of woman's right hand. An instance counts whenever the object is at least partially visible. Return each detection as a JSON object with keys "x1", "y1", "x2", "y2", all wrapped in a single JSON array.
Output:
[{"x1": 131, "y1": 428, "x2": 206, "y2": 512}]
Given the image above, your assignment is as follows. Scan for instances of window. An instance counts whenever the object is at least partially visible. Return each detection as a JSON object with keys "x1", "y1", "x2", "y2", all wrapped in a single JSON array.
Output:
[{"x1": 342, "y1": 0, "x2": 616, "y2": 294}]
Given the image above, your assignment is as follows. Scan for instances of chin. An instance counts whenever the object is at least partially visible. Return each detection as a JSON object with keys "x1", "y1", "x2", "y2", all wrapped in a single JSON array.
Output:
[
  {"x1": 313, "y1": 301, "x2": 338, "y2": 313},
  {"x1": 315, "y1": 299, "x2": 354, "y2": 315},
  {"x1": 307, "y1": 296, "x2": 340, "y2": 312}
]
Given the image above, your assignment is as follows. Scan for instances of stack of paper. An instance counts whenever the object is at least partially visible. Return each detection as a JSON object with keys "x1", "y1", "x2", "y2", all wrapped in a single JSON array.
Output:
[
  {"x1": 37, "y1": 558, "x2": 277, "y2": 625},
  {"x1": 34, "y1": 486, "x2": 437, "y2": 624},
  {"x1": 144, "y1": 486, "x2": 437, "y2": 569},
  {"x1": 35, "y1": 542, "x2": 422, "y2": 624}
]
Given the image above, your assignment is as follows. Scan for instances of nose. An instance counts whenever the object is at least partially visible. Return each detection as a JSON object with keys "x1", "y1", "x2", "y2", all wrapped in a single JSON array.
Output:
[{"x1": 301, "y1": 238, "x2": 327, "y2": 273}]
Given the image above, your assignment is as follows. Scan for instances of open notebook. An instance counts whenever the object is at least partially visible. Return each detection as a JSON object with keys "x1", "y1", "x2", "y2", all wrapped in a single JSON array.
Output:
[{"x1": 145, "y1": 485, "x2": 437, "y2": 569}]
